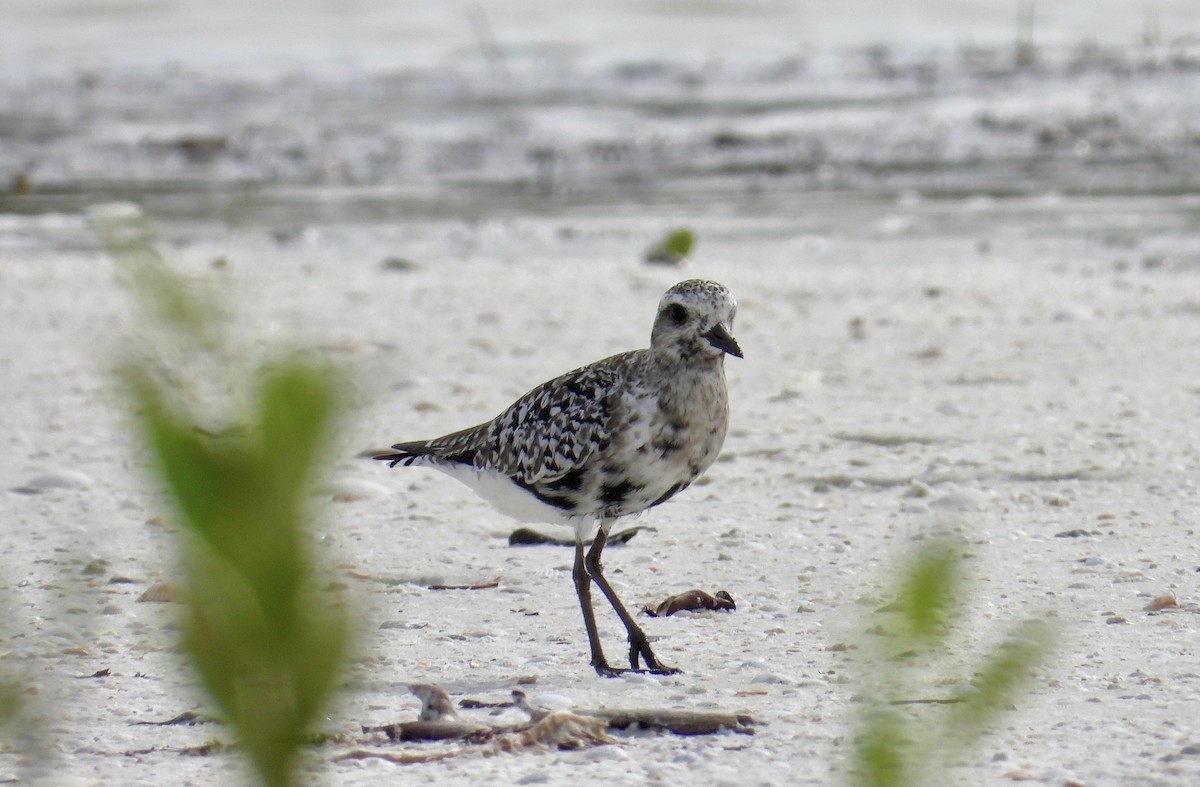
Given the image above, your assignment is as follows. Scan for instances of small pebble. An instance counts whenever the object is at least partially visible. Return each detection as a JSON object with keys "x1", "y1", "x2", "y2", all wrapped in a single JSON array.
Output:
[
  {"x1": 750, "y1": 672, "x2": 794, "y2": 685},
  {"x1": 82, "y1": 559, "x2": 109, "y2": 576},
  {"x1": 11, "y1": 470, "x2": 95, "y2": 494}
]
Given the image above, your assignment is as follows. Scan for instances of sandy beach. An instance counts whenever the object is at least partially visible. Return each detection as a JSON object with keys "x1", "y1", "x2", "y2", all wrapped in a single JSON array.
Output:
[
  {"x1": 4, "y1": 2, "x2": 1200, "y2": 785},
  {"x1": 2, "y1": 214, "x2": 1199, "y2": 785}
]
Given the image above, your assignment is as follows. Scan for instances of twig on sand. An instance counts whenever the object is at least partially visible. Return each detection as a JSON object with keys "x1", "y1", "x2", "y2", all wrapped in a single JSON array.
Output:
[
  {"x1": 343, "y1": 711, "x2": 613, "y2": 763},
  {"x1": 343, "y1": 684, "x2": 759, "y2": 764},
  {"x1": 427, "y1": 578, "x2": 501, "y2": 591}
]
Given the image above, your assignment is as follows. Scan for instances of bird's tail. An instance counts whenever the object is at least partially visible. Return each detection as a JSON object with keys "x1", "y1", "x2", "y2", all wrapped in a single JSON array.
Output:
[{"x1": 372, "y1": 441, "x2": 432, "y2": 468}]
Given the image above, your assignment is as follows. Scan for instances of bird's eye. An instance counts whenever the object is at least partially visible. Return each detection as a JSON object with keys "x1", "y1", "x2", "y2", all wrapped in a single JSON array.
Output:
[{"x1": 668, "y1": 303, "x2": 688, "y2": 323}]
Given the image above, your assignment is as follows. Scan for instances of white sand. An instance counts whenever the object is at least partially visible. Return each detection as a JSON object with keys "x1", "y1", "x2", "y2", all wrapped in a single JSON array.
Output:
[{"x1": 2, "y1": 212, "x2": 1199, "y2": 784}]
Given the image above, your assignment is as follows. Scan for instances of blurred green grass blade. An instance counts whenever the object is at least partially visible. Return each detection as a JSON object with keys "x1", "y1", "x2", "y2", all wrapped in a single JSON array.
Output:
[
  {"x1": 894, "y1": 539, "x2": 961, "y2": 644},
  {"x1": 851, "y1": 538, "x2": 1055, "y2": 787},
  {"x1": 0, "y1": 678, "x2": 21, "y2": 727},
  {"x1": 252, "y1": 362, "x2": 340, "y2": 625},
  {"x1": 104, "y1": 203, "x2": 351, "y2": 787},
  {"x1": 126, "y1": 361, "x2": 348, "y2": 787},
  {"x1": 124, "y1": 367, "x2": 254, "y2": 549},
  {"x1": 183, "y1": 542, "x2": 347, "y2": 787},
  {"x1": 854, "y1": 706, "x2": 912, "y2": 787},
  {"x1": 948, "y1": 621, "x2": 1053, "y2": 744},
  {"x1": 257, "y1": 360, "x2": 339, "y2": 502}
]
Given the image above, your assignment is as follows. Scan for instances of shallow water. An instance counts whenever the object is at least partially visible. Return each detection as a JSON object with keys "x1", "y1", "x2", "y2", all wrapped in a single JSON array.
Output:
[
  {"x1": 4, "y1": 46, "x2": 1200, "y2": 238},
  {"x1": 6, "y1": 0, "x2": 1200, "y2": 68},
  {"x1": 3, "y1": 4, "x2": 1200, "y2": 243}
]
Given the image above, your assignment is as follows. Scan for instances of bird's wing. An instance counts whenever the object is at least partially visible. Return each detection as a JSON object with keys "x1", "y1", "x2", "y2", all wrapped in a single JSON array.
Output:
[
  {"x1": 473, "y1": 359, "x2": 625, "y2": 484},
  {"x1": 377, "y1": 354, "x2": 631, "y2": 485}
]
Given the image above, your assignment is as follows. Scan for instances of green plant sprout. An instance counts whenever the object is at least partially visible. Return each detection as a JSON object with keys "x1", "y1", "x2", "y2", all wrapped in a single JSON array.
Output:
[
  {"x1": 644, "y1": 227, "x2": 696, "y2": 265},
  {"x1": 90, "y1": 204, "x2": 349, "y2": 787},
  {"x1": 851, "y1": 538, "x2": 1054, "y2": 787},
  {"x1": 0, "y1": 661, "x2": 23, "y2": 740}
]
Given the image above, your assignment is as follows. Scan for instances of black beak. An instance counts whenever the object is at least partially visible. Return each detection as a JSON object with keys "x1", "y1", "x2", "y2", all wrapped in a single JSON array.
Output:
[{"x1": 703, "y1": 323, "x2": 743, "y2": 358}]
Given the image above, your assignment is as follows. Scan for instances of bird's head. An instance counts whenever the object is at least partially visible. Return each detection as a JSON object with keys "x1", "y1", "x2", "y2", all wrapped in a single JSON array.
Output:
[{"x1": 650, "y1": 279, "x2": 742, "y2": 364}]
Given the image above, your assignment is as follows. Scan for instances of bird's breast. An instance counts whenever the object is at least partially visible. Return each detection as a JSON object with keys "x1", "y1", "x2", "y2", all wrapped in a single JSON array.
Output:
[{"x1": 590, "y1": 368, "x2": 729, "y2": 516}]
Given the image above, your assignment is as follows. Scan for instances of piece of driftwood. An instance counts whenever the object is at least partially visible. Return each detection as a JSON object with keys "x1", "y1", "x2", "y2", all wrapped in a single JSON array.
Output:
[
  {"x1": 362, "y1": 719, "x2": 491, "y2": 742},
  {"x1": 361, "y1": 705, "x2": 756, "y2": 744},
  {"x1": 131, "y1": 710, "x2": 218, "y2": 726},
  {"x1": 459, "y1": 697, "x2": 514, "y2": 710},
  {"x1": 644, "y1": 589, "x2": 736, "y2": 617},
  {"x1": 344, "y1": 710, "x2": 614, "y2": 763},
  {"x1": 427, "y1": 578, "x2": 500, "y2": 591},
  {"x1": 580, "y1": 707, "x2": 756, "y2": 735},
  {"x1": 359, "y1": 683, "x2": 487, "y2": 741},
  {"x1": 349, "y1": 683, "x2": 760, "y2": 766}
]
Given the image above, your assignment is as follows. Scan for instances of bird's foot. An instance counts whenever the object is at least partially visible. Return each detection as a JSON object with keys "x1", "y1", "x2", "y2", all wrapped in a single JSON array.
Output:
[
  {"x1": 592, "y1": 661, "x2": 680, "y2": 678},
  {"x1": 627, "y1": 642, "x2": 681, "y2": 675},
  {"x1": 645, "y1": 663, "x2": 682, "y2": 676},
  {"x1": 593, "y1": 662, "x2": 628, "y2": 678}
]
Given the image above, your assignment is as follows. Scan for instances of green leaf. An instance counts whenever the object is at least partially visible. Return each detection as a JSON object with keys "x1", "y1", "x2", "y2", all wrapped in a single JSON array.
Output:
[
  {"x1": 644, "y1": 227, "x2": 696, "y2": 264},
  {"x1": 893, "y1": 538, "x2": 961, "y2": 645},
  {"x1": 257, "y1": 360, "x2": 339, "y2": 502},
  {"x1": 849, "y1": 538, "x2": 1055, "y2": 787},
  {"x1": 854, "y1": 706, "x2": 913, "y2": 787},
  {"x1": 947, "y1": 620, "x2": 1053, "y2": 744},
  {"x1": 105, "y1": 205, "x2": 351, "y2": 787},
  {"x1": 663, "y1": 228, "x2": 695, "y2": 258}
]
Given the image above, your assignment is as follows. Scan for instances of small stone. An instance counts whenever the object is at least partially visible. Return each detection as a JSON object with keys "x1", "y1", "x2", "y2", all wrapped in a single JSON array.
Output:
[
  {"x1": 82, "y1": 559, "x2": 109, "y2": 576},
  {"x1": 750, "y1": 672, "x2": 794, "y2": 685},
  {"x1": 12, "y1": 470, "x2": 95, "y2": 494},
  {"x1": 380, "y1": 257, "x2": 419, "y2": 272}
]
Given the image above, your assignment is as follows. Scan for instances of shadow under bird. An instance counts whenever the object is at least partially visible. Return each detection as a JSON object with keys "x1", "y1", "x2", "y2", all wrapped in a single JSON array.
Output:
[{"x1": 375, "y1": 279, "x2": 741, "y2": 676}]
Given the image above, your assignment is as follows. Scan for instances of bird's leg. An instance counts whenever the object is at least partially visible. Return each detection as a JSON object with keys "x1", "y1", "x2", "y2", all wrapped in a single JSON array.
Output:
[
  {"x1": 573, "y1": 538, "x2": 619, "y2": 677},
  {"x1": 585, "y1": 522, "x2": 680, "y2": 675}
]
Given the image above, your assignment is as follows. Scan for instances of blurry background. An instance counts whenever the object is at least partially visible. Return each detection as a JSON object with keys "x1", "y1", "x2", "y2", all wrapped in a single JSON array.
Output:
[
  {"x1": 3, "y1": 1, "x2": 1200, "y2": 232},
  {"x1": 5, "y1": 0, "x2": 1200, "y2": 67}
]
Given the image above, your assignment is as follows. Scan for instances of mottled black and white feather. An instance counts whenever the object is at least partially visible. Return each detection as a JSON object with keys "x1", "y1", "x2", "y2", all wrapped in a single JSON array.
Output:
[
  {"x1": 375, "y1": 279, "x2": 741, "y2": 528},
  {"x1": 377, "y1": 357, "x2": 624, "y2": 485}
]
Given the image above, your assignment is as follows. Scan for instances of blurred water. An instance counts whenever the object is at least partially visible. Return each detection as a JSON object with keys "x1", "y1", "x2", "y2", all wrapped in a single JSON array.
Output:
[
  {"x1": 2, "y1": 1, "x2": 1199, "y2": 237},
  {"x1": 5, "y1": 0, "x2": 1200, "y2": 69}
]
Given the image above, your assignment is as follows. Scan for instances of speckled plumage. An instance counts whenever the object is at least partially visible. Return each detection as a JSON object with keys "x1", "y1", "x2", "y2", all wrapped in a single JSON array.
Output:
[{"x1": 375, "y1": 279, "x2": 741, "y2": 676}]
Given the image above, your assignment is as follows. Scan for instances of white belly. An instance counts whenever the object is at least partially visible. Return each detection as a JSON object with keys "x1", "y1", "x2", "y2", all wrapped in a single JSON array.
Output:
[{"x1": 424, "y1": 460, "x2": 576, "y2": 526}]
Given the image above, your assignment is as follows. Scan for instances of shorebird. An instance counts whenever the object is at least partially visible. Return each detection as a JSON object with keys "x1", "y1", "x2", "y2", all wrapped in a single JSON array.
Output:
[{"x1": 375, "y1": 279, "x2": 741, "y2": 676}]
